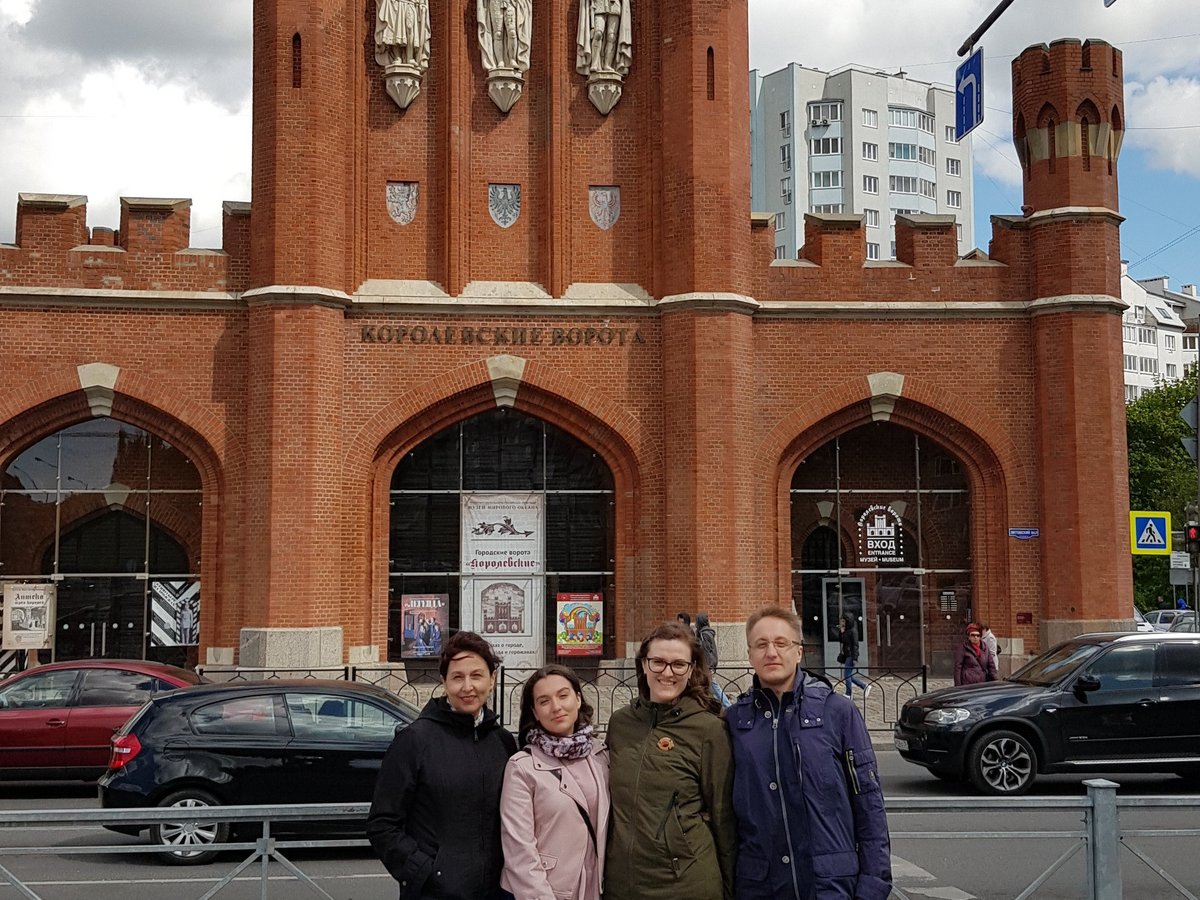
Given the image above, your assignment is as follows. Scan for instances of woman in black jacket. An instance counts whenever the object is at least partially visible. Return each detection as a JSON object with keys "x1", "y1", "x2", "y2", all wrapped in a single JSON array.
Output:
[{"x1": 367, "y1": 631, "x2": 517, "y2": 899}]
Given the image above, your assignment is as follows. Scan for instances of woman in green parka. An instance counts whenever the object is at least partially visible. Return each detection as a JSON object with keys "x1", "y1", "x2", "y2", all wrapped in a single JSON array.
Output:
[{"x1": 604, "y1": 621, "x2": 736, "y2": 900}]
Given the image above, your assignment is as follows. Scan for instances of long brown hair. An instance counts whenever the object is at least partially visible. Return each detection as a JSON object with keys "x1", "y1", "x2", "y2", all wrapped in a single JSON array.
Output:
[
  {"x1": 635, "y1": 621, "x2": 720, "y2": 715},
  {"x1": 516, "y1": 664, "x2": 594, "y2": 747}
]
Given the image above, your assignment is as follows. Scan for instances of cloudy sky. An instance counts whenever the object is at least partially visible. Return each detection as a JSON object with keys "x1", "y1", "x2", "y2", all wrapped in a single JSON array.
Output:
[{"x1": 0, "y1": 0, "x2": 1196, "y2": 285}]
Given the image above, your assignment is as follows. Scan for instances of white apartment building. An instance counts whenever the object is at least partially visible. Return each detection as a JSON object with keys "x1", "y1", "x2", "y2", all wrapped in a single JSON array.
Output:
[
  {"x1": 750, "y1": 63, "x2": 975, "y2": 261},
  {"x1": 1121, "y1": 267, "x2": 1194, "y2": 402}
]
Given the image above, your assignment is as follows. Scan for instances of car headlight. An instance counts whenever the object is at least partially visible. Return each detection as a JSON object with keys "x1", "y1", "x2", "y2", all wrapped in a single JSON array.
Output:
[{"x1": 924, "y1": 707, "x2": 971, "y2": 726}]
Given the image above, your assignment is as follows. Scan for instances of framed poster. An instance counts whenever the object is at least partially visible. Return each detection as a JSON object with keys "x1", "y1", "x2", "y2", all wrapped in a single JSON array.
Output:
[
  {"x1": 400, "y1": 593, "x2": 449, "y2": 659},
  {"x1": 556, "y1": 593, "x2": 603, "y2": 656},
  {"x1": 461, "y1": 493, "x2": 544, "y2": 575},
  {"x1": 2, "y1": 584, "x2": 56, "y2": 651},
  {"x1": 460, "y1": 576, "x2": 543, "y2": 669},
  {"x1": 149, "y1": 580, "x2": 200, "y2": 647}
]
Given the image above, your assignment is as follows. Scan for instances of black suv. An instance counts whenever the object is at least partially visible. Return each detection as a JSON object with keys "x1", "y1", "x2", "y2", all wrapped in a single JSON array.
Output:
[
  {"x1": 98, "y1": 679, "x2": 418, "y2": 863},
  {"x1": 894, "y1": 632, "x2": 1200, "y2": 795}
]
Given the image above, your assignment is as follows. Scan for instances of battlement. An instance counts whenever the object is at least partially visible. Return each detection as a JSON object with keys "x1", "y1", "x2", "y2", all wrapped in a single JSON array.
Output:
[{"x1": 0, "y1": 194, "x2": 250, "y2": 294}]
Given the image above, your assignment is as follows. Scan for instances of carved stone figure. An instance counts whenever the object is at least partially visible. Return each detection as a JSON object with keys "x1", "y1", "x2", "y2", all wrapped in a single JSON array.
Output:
[
  {"x1": 489, "y1": 184, "x2": 521, "y2": 228},
  {"x1": 477, "y1": 0, "x2": 532, "y2": 112},
  {"x1": 375, "y1": 0, "x2": 431, "y2": 110},
  {"x1": 589, "y1": 185, "x2": 620, "y2": 230},
  {"x1": 576, "y1": 0, "x2": 632, "y2": 114},
  {"x1": 386, "y1": 182, "x2": 419, "y2": 225}
]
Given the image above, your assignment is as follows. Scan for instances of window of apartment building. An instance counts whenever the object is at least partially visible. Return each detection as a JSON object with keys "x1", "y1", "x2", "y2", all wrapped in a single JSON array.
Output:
[
  {"x1": 780, "y1": 177, "x2": 792, "y2": 204},
  {"x1": 780, "y1": 144, "x2": 791, "y2": 170},
  {"x1": 890, "y1": 241, "x2": 897, "y2": 258},
  {"x1": 957, "y1": 223, "x2": 963, "y2": 242},
  {"x1": 862, "y1": 142, "x2": 878, "y2": 160},
  {"x1": 1123, "y1": 324, "x2": 1137, "y2": 341},
  {"x1": 1139, "y1": 327, "x2": 1155, "y2": 344},
  {"x1": 780, "y1": 110, "x2": 791, "y2": 136},
  {"x1": 1124, "y1": 354, "x2": 1137, "y2": 372},
  {"x1": 945, "y1": 125, "x2": 957, "y2": 143},
  {"x1": 810, "y1": 137, "x2": 842, "y2": 155},
  {"x1": 866, "y1": 242, "x2": 880, "y2": 260},
  {"x1": 1185, "y1": 336, "x2": 1198, "y2": 351},
  {"x1": 808, "y1": 102, "x2": 842, "y2": 123},
  {"x1": 1165, "y1": 334, "x2": 1176, "y2": 351},
  {"x1": 946, "y1": 158, "x2": 961, "y2": 176},
  {"x1": 892, "y1": 208, "x2": 917, "y2": 216},
  {"x1": 947, "y1": 190, "x2": 962, "y2": 208},
  {"x1": 813, "y1": 204, "x2": 844, "y2": 214},
  {"x1": 775, "y1": 245, "x2": 786, "y2": 260},
  {"x1": 889, "y1": 142, "x2": 917, "y2": 160},
  {"x1": 775, "y1": 210, "x2": 786, "y2": 231},
  {"x1": 1140, "y1": 357, "x2": 1158, "y2": 375},
  {"x1": 810, "y1": 170, "x2": 842, "y2": 188},
  {"x1": 865, "y1": 208, "x2": 880, "y2": 228},
  {"x1": 918, "y1": 113, "x2": 935, "y2": 133},
  {"x1": 890, "y1": 176, "x2": 918, "y2": 194},
  {"x1": 863, "y1": 108, "x2": 878, "y2": 127},
  {"x1": 919, "y1": 146, "x2": 937, "y2": 166},
  {"x1": 863, "y1": 175, "x2": 879, "y2": 194},
  {"x1": 1167, "y1": 363, "x2": 1178, "y2": 379},
  {"x1": 889, "y1": 108, "x2": 918, "y2": 128},
  {"x1": 1125, "y1": 385, "x2": 1138, "y2": 403},
  {"x1": 920, "y1": 179, "x2": 937, "y2": 199}
]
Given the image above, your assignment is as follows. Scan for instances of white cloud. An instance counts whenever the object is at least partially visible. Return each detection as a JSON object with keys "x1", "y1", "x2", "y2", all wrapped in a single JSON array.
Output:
[{"x1": 1125, "y1": 76, "x2": 1200, "y2": 177}]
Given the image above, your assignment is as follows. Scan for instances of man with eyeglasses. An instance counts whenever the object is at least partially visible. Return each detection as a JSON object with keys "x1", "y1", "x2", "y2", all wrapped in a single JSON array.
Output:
[{"x1": 727, "y1": 604, "x2": 891, "y2": 900}]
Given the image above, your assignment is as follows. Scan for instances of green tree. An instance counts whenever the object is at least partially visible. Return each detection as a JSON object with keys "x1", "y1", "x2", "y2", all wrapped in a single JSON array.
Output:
[{"x1": 1126, "y1": 370, "x2": 1198, "y2": 610}]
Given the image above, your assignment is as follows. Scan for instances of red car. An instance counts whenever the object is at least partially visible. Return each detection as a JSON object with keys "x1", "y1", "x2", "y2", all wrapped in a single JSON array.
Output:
[{"x1": 0, "y1": 660, "x2": 202, "y2": 781}]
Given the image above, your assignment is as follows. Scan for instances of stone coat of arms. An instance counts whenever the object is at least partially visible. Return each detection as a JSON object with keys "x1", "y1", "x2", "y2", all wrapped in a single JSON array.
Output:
[
  {"x1": 489, "y1": 184, "x2": 521, "y2": 228},
  {"x1": 386, "y1": 181, "x2": 419, "y2": 225},
  {"x1": 589, "y1": 185, "x2": 621, "y2": 230}
]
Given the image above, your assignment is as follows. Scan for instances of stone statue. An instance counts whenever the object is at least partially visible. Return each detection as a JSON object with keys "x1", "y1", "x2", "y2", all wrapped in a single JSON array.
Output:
[
  {"x1": 476, "y1": 0, "x2": 532, "y2": 112},
  {"x1": 375, "y1": 0, "x2": 431, "y2": 110},
  {"x1": 576, "y1": 0, "x2": 632, "y2": 115}
]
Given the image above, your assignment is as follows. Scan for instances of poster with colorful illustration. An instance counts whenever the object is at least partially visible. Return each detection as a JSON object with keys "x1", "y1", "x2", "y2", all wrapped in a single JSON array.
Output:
[
  {"x1": 400, "y1": 594, "x2": 449, "y2": 659},
  {"x1": 2, "y1": 583, "x2": 56, "y2": 651},
  {"x1": 460, "y1": 576, "x2": 543, "y2": 669},
  {"x1": 556, "y1": 593, "x2": 603, "y2": 656},
  {"x1": 461, "y1": 492, "x2": 544, "y2": 575}
]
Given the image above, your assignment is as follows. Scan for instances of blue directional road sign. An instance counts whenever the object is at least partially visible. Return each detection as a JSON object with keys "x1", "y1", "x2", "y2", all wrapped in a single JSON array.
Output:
[
  {"x1": 1130, "y1": 511, "x2": 1171, "y2": 556},
  {"x1": 955, "y1": 46, "x2": 984, "y2": 141}
]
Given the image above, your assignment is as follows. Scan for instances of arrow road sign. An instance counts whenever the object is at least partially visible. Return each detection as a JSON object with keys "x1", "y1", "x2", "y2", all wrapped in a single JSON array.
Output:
[{"x1": 956, "y1": 46, "x2": 984, "y2": 141}]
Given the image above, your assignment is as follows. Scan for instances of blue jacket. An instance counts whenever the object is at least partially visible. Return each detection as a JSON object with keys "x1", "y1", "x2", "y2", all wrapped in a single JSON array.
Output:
[{"x1": 728, "y1": 668, "x2": 891, "y2": 900}]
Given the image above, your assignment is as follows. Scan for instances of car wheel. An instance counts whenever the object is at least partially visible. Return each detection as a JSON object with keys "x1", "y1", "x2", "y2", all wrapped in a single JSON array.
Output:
[
  {"x1": 968, "y1": 729, "x2": 1036, "y2": 796},
  {"x1": 150, "y1": 789, "x2": 229, "y2": 865}
]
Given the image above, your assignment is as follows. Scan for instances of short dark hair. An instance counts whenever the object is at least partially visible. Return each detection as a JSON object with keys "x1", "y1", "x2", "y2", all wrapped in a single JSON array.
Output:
[
  {"x1": 636, "y1": 621, "x2": 719, "y2": 715},
  {"x1": 676, "y1": 611, "x2": 692, "y2": 626},
  {"x1": 439, "y1": 630, "x2": 501, "y2": 678},
  {"x1": 517, "y1": 664, "x2": 594, "y2": 747}
]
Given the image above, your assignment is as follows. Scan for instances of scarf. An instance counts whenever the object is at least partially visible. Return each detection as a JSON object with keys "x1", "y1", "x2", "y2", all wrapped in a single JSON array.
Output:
[{"x1": 525, "y1": 724, "x2": 596, "y2": 760}]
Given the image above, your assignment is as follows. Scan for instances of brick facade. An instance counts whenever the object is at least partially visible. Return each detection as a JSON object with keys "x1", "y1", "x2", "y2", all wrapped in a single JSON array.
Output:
[{"x1": 0, "y1": 7, "x2": 1132, "y2": 668}]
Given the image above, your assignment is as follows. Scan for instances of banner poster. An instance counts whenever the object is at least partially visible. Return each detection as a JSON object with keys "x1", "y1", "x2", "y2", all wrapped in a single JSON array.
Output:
[
  {"x1": 556, "y1": 593, "x2": 603, "y2": 656},
  {"x1": 149, "y1": 580, "x2": 201, "y2": 647},
  {"x1": 2, "y1": 583, "x2": 56, "y2": 651},
  {"x1": 461, "y1": 492, "x2": 544, "y2": 575},
  {"x1": 460, "y1": 576, "x2": 543, "y2": 669},
  {"x1": 400, "y1": 593, "x2": 449, "y2": 659}
]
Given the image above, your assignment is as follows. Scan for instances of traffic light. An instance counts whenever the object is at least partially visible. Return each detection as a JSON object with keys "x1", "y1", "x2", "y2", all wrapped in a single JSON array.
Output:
[{"x1": 1186, "y1": 522, "x2": 1200, "y2": 554}]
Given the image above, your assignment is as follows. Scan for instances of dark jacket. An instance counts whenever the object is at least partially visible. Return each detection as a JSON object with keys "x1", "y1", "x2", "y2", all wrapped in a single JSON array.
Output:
[
  {"x1": 838, "y1": 627, "x2": 859, "y2": 663},
  {"x1": 697, "y1": 614, "x2": 719, "y2": 670},
  {"x1": 729, "y1": 669, "x2": 892, "y2": 900},
  {"x1": 604, "y1": 694, "x2": 737, "y2": 900},
  {"x1": 367, "y1": 696, "x2": 517, "y2": 900},
  {"x1": 953, "y1": 641, "x2": 997, "y2": 685}
]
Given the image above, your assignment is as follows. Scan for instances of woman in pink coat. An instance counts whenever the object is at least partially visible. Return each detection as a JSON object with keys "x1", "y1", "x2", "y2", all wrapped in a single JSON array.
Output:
[{"x1": 500, "y1": 664, "x2": 609, "y2": 900}]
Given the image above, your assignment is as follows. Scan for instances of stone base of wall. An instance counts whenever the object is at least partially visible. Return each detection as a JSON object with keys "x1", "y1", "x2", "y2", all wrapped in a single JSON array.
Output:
[
  {"x1": 1041, "y1": 618, "x2": 1133, "y2": 652},
  {"x1": 239, "y1": 626, "x2": 344, "y2": 668}
]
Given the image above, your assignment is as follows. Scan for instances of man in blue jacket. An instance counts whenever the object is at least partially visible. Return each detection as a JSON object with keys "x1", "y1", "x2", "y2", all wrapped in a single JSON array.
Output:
[{"x1": 729, "y1": 604, "x2": 892, "y2": 900}]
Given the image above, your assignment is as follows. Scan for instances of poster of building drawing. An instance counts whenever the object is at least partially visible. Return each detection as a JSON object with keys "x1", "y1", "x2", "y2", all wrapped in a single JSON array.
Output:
[
  {"x1": 461, "y1": 492, "x2": 544, "y2": 575},
  {"x1": 2, "y1": 583, "x2": 56, "y2": 651},
  {"x1": 460, "y1": 576, "x2": 543, "y2": 669}
]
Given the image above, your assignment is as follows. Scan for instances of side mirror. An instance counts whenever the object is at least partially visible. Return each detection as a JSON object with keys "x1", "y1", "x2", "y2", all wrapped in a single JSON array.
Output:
[{"x1": 1075, "y1": 673, "x2": 1101, "y2": 693}]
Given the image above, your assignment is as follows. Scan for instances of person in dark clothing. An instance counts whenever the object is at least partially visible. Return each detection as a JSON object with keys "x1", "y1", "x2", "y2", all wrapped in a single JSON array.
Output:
[
  {"x1": 730, "y1": 604, "x2": 892, "y2": 900},
  {"x1": 696, "y1": 612, "x2": 731, "y2": 708},
  {"x1": 367, "y1": 631, "x2": 517, "y2": 900},
  {"x1": 953, "y1": 622, "x2": 997, "y2": 686},
  {"x1": 837, "y1": 615, "x2": 871, "y2": 698}
]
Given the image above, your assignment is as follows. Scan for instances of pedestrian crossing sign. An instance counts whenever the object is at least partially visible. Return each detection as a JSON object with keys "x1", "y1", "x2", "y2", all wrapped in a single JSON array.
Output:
[{"x1": 1130, "y1": 511, "x2": 1171, "y2": 555}]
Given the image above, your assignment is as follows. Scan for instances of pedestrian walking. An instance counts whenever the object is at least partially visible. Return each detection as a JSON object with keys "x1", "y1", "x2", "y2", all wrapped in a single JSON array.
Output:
[
  {"x1": 695, "y1": 612, "x2": 731, "y2": 708},
  {"x1": 953, "y1": 622, "x2": 998, "y2": 686},
  {"x1": 838, "y1": 615, "x2": 871, "y2": 698}
]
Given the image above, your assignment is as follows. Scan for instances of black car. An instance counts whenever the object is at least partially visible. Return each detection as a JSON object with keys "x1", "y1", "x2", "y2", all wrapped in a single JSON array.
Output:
[
  {"x1": 98, "y1": 679, "x2": 419, "y2": 863},
  {"x1": 894, "y1": 632, "x2": 1200, "y2": 795}
]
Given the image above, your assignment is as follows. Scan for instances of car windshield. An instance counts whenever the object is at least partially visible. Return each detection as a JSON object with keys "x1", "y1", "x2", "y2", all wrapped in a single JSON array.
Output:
[{"x1": 1008, "y1": 641, "x2": 1103, "y2": 686}]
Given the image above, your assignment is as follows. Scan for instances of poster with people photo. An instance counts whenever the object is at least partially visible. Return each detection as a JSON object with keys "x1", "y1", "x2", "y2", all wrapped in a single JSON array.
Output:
[{"x1": 400, "y1": 594, "x2": 449, "y2": 659}]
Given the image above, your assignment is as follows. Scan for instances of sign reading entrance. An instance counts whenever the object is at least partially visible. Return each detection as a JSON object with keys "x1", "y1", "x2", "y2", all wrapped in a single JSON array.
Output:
[
  {"x1": 857, "y1": 504, "x2": 905, "y2": 565},
  {"x1": 1129, "y1": 510, "x2": 1171, "y2": 555}
]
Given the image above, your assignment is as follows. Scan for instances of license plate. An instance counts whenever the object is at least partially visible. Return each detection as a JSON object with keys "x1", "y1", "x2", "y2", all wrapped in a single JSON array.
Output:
[{"x1": 893, "y1": 737, "x2": 909, "y2": 751}]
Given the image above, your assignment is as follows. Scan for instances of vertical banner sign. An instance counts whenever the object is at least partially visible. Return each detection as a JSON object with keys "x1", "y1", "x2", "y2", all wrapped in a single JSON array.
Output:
[
  {"x1": 400, "y1": 593, "x2": 449, "y2": 658},
  {"x1": 2, "y1": 583, "x2": 57, "y2": 651},
  {"x1": 556, "y1": 593, "x2": 603, "y2": 656},
  {"x1": 149, "y1": 580, "x2": 200, "y2": 647},
  {"x1": 461, "y1": 493, "x2": 545, "y2": 668}
]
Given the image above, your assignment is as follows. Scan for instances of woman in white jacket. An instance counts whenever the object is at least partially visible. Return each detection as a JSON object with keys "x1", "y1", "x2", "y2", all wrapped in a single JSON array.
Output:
[{"x1": 500, "y1": 664, "x2": 609, "y2": 900}]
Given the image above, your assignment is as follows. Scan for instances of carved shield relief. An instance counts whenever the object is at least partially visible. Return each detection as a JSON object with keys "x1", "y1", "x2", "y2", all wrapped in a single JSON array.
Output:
[
  {"x1": 489, "y1": 184, "x2": 521, "y2": 228},
  {"x1": 589, "y1": 185, "x2": 621, "y2": 230},
  {"x1": 386, "y1": 181, "x2": 418, "y2": 225}
]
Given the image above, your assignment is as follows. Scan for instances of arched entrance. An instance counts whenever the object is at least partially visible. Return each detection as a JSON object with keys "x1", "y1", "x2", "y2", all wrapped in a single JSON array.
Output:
[
  {"x1": 1, "y1": 418, "x2": 202, "y2": 667},
  {"x1": 388, "y1": 407, "x2": 615, "y2": 666},
  {"x1": 791, "y1": 421, "x2": 971, "y2": 674}
]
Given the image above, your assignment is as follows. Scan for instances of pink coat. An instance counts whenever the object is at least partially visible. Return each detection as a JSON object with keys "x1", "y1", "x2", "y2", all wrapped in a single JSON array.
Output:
[{"x1": 500, "y1": 743, "x2": 610, "y2": 900}]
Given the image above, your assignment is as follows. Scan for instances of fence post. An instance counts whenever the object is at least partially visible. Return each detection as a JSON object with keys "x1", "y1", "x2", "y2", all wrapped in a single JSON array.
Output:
[{"x1": 1084, "y1": 778, "x2": 1121, "y2": 900}]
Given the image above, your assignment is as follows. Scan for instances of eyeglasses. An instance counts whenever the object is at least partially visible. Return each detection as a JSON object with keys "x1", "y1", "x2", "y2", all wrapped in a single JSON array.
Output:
[
  {"x1": 749, "y1": 638, "x2": 801, "y2": 655},
  {"x1": 968, "y1": 632, "x2": 981, "y2": 638},
  {"x1": 645, "y1": 657, "x2": 693, "y2": 675}
]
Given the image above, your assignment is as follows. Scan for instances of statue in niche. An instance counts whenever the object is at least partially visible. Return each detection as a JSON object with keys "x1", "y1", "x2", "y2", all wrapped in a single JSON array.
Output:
[
  {"x1": 576, "y1": 0, "x2": 632, "y2": 115},
  {"x1": 476, "y1": 0, "x2": 532, "y2": 112},
  {"x1": 375, "y1": 0, "x2": 431, "y2": 110}
]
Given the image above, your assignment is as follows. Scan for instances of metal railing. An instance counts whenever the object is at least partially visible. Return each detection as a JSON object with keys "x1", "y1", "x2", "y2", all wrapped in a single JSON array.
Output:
[{"x1": 0, "y1": 782, "x2": 1196, "y2": 899}]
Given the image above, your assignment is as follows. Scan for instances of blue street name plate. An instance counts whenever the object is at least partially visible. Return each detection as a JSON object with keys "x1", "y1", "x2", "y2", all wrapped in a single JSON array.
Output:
[{"x1": 1008, "y1": 528, "x2": 1040, "y2": 540}]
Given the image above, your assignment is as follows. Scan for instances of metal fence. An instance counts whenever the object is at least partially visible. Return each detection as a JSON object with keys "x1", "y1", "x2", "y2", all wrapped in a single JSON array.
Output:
[{"x1": 0, "y1": 781, "x2": 1196, "y2": 899}]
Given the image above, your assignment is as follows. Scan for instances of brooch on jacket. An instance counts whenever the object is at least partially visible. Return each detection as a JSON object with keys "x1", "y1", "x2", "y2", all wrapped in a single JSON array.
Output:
[{"x1": 656, "y1": 736, "x2": 674, "y2": 752}]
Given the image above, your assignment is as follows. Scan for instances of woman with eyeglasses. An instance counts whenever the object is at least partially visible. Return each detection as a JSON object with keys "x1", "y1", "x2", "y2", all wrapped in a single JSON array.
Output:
[
  {"x1": 953, "y1": 622, "x2": 998, "y2": 686},
  {"x1": 603, "y1": 621, "x2": 736, "y2": 900}
]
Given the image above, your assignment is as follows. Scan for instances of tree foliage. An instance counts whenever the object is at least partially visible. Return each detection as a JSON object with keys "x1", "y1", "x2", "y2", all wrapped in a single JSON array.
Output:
[{"x1": 1126, "y1": 370, "x2": 1198, "y2": 610}]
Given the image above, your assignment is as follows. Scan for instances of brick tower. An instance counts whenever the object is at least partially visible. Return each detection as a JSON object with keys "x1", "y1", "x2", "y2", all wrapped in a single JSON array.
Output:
[{"x1": 1012, "y1": 39, "x2": 1133, "y2": 644}]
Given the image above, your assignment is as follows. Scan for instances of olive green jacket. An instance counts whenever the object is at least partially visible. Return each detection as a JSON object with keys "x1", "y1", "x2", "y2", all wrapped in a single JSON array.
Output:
[{"x1": 603, "y1": 695, "x2": 736, "y2": 900}]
